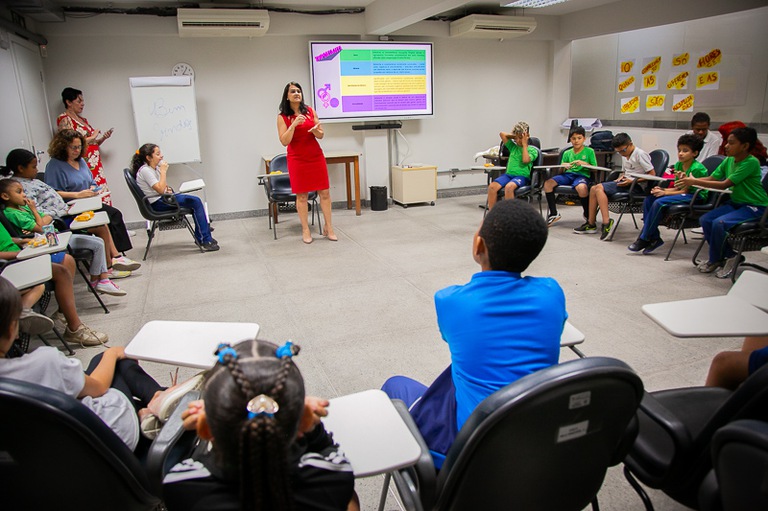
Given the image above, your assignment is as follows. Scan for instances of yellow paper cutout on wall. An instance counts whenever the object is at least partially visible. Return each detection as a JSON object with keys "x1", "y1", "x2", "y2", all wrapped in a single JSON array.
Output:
[
  {"x1": 696, "y1": 71, "x2": 719, "y2": 90},
  {"x1": 646, "y1": 95, "x2": 665, "y2": 111},
  {"x1": 672, "y1": 53, "x2": 689, "y2": 67},
  {"x1": 619, "y1": 60, "x2": 635, "y2": 75},
  {"x1": 672, "y1": 94, "x2": 695, "y2": 112},
  {"x1": 642, "y1": 74, "x2": 659, "y2": 91},
  {"x1": 667, "y1": 71, "x2": 689, "y2": 90},
  {"x1": 620, "y1": 96, "x2": 640, "y2": 114},
  {"x1": 697, "y1": 49, "x2": 722, "y2": 69},
  {"x1": 642, "y1": 56, "x2": 662, "y2": 75},
  {"x1": 618, "y1": 75, "x2": 636, "y2": 93}
]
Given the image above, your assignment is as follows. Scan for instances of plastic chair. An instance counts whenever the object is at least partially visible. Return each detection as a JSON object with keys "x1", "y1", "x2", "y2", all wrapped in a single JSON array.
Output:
[
  {"x1": 623, "y1": 363, "x2": 768, "y2": 511},
  {"x1": 698, "y1": 419, "x2": 768, "y2": 511},
  {"x1": 659, "y1": 155, "x2": 726, "y2": 261},
  {"x1": 260, "y1": 153, "x2": 320, "y2": 240},
  {"x1": 606, "y1": 149, "x2": 670, "y2": 241},
  {"x1": 388, "y1": 357, "x2": 644, "y2": 511},
  {"x1": 0, "y1": 377, "x2": 173, "y2": 510},
  {"x1": 123, "y1": 168, "x2": 200, "y2": 259}
]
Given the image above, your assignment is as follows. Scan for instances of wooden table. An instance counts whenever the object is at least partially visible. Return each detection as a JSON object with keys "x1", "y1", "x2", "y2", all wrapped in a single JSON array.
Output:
[
  {"x1": 125, "y1": 320, "x2": 261, "y2": 369},
  {"x1": 264, "y1": 151, "x2": 362, "y2": 215}
]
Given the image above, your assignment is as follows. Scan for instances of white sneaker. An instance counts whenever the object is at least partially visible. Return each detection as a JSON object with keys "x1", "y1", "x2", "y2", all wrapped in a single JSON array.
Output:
[
  {"x1": 107, "y1": 268, "x2": 131, "y2": 279},
  {"x1": 127, "y1": 230, "x2": 137, "y2": 237},
  {"x1": 20, "y1": 309, "x2": 54, "y2": 335},
  {"x1": 112, "y1": 256, "x2": 141, "y2": 271},
  {"x1": 715, "y1": 255, "x2": 745, "y2": 279},
  {"x1": 64, "y1": 323, "x2": 109, "y2": 347},
  {"x1": 92, "y1": 279, "x2": 127, "y2": 296},
  {"x1": 50, "y1": 310, "x2": 66, "y2": 330}
]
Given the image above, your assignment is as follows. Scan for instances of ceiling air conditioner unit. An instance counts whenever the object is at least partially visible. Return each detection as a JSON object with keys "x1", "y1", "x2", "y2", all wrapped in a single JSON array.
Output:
[
  {"x1": 449, "y1": 15, "x2": 536, "y2": 39},
  {"x1": 177, "y1": 9, "x2": 270, "y2": 38}
]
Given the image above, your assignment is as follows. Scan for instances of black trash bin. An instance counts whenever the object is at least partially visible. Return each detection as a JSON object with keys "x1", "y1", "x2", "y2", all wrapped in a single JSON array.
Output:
[{"x1": 370, "y1": 186, "x2": 388, "y2": 211}]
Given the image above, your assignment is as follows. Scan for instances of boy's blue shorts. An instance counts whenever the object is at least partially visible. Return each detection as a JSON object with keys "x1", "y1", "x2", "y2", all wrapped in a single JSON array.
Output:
[
  {"x1": 494, "y1": 174, "x2": 529, "y2": 188},
  {"x1": 50, "y1": 252, "x2": 66, "y2": 264},
  {"x1": 748, "y1": 346, "x2": 768, "y2": 375},
  {"x1": 598, "y1": 180, "x2": 630, "y2": 196},
  {"x1": 553, "y1": 173, "x2": 589, "y2": 188}
]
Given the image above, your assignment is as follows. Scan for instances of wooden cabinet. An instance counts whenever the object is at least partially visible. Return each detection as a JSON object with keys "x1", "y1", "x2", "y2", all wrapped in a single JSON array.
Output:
[{"x1": 391, "y1": 165, "x2": 437, "y2": 207}]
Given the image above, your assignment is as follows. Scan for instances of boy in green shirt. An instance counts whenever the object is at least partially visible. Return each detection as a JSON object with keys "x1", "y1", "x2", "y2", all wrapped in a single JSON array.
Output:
[
  {"x1": 487, "y1": 121, "x2": 539, "y2": 211},
  {"x1": 543, "y1": 126, "x2": 597, "y2": 225}
]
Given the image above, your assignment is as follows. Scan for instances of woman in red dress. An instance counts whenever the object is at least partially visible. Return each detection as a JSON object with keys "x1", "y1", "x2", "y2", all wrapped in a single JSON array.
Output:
[
  {"x1": 57, "y1": 87, "x2": 114, "y2": 205},
  {"x1": 277, "y1": 82, "x2": 336, "y2": 244}
]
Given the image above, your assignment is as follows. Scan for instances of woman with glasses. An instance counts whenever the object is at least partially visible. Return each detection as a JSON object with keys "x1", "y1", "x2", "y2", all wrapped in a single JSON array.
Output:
[{"x1": 44, "y1": 129, "x2": 139, "y2": 269}]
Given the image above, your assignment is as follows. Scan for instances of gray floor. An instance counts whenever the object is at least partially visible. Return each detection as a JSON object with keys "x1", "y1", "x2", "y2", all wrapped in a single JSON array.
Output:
[{"x1": 34, "y1": 194, "x2": 768, "y2": 510}]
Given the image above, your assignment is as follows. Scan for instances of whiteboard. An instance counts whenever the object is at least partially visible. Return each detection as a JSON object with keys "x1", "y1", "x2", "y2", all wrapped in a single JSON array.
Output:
[{"x1": 129, "y1": 76, "x2": 201, "y2": 164}]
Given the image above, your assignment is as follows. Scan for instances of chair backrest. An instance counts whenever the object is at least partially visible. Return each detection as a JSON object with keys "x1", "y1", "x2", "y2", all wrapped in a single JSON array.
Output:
[
  {"x1": 270, "y1": 153, "x2": 288, "y2": 172},
  {"x1": 727, "y1": 270, "x2": 768, "y2": 311},
  {"x1": 123, "y1": 168, "x2": 178, "y2": 221},
  {"x1": 558, "y1": 145, "x2": 573, "y2": 164},
  {"x1": 705, "y1": 419, "x2": 768, "y2": 511},
  {"x1": 0, "y1": 377, "x2": 160, "y2": 510},
  {"x1": 649, "y1": 149, "x2": 670, "y2": 175},
  {"x1": 434, "y1": 357, "x2": 644, "y2": 511},
  {"x1": 701, "y1": 155, "x2": 726, "y2": 173}
]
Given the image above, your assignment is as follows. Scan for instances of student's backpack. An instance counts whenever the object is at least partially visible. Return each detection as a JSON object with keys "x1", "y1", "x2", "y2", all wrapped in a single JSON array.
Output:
[{"x1": 589, "y1": 130, "x2": 614, "y2": 151}]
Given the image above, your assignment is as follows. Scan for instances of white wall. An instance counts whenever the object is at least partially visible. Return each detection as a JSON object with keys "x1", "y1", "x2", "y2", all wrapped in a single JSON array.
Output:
[{"x1": 37, "y1": 14, "x2": 560, "y2": 222}]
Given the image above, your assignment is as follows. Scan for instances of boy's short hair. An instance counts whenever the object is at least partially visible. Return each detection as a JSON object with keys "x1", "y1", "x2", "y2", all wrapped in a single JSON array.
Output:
[
  {"x1": 691, "y1": 112, "x2": 711, "y2": 126},
  {"x1": 611, "y1": 132, "x2": 632, "y2": 148},
  {"x1": 569, "y1": 126, "x2": 586, "y2": 139},
  {"x1": 677, "y1": 133, "x2": 704, "y2": 154},
  {"x1": 512, "y1": 121, "x2": 530, "y2": 136},
  {"x1": 479, "y1": 200, "x2": 547, "y2": 273},
  {"x1": 730, "y1": 126, "x2": 758, "y2": 152}
]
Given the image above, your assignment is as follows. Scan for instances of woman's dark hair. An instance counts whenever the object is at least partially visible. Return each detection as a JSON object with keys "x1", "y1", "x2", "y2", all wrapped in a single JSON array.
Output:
[
  {"x1": 729, "y1": 127, "x2": 758, "y2": 153},
  {"x1": 677, "y1": 133, "x2": 704, "y2": 154},
  {"x1": 479, "y1": 200, "x2": 548, "y2": 273},
  {"x1": 130, "y1": 144, "x2": 158, "y2": 178},
  {"x1": 48, "y1": 129, "x2": 86, "y2": 161},
  {"x1": 204, "y1": 339, "x2": 305, "y2": 511},
  {"x1": 61, "y1": 87, "x2": 82, "y2": 108},
  {"x1": 0, "y1": 277, "x2": 22, "y2": 341},
  {"x1": 1, "y1": 148, "x2": 35, "y2": 178},
  {"x1": 278, "y1": 82, "x2": 309, "y2": 117}
]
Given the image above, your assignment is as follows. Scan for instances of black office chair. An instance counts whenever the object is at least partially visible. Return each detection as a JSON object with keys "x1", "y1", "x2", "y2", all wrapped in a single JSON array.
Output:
[
  {"x1": 123, "y1": 168, "x2": 200, "y2": 259},
  {"x1": 719, "y1": 172, "x2": 768, "y2": 281},
  {"x1": 548, "y1": 145, "x2": 595, "y2": 214},
  {"x1": 389, "y1": 357, "x2": 644, "y2": 511},
  {"x1": 698, "y1": 419, "x2": 768, "y2": 511},
  {"x1": 0, "y1": 377, "x2": 176, "y2": 510},
  {"x1": 484, "y1": 137, "x2": 544, "y2": 217},
  {"x1": 605, "y1": 149, "x2": 670, "y2": 241},
  {"x1": 261, "y1": 153, "x2": 320, "y2": 240},
  {"x1": 623, "y1": 363, "x2": 768, "y2": 511},
  {"x1": 659, "y1": 155, "x2": 726, "y2": 261}
]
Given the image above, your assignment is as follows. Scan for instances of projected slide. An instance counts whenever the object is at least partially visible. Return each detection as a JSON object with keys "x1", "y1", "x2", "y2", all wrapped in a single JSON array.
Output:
[{"x1": 310, "y1": 42, "x2": 434, "y2": 122}]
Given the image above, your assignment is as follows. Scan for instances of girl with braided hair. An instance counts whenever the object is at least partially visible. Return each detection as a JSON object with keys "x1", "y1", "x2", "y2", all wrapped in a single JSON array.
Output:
[{"x1": 163, "y1": 339, "x2": 356, "y2": 511}]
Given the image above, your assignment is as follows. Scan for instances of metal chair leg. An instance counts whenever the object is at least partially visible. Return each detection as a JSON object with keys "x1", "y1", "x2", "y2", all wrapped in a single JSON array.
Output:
[
  {"x1": 623, "y1": 466, "x2": 655, "y2": 511},
  {"x1": 76, "y1": 262, "x2": 109, "y2": 314},
  {"x1": 143, "y1": 222, "x2": 158, "y2": 260}
]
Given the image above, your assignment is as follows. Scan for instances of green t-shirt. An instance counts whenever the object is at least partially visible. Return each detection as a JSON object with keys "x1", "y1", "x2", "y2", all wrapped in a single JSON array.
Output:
[
  {"x1": 0, "y1": 222, "x2": 21, "y2": 253},
  {"x1": 3, "y1": 205, "x2": 37, "y2": 232},
  {"x1": 711, "y1": 155, "x2": 768, "y2": 206},
  {"x1": 674, "y1": 160, "x2": 709, "y2": 201},
  {"x1": 504, "y1": 140, "x2": 539, "y2": 178},
  {"x1": 561, "y1": 146, "x2": 597, "y2": 178}
]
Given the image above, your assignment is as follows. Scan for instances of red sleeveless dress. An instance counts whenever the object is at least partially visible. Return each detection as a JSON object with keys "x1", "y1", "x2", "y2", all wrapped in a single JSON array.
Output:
[{"x1": 280, "y1": 106, "x2": 329, "y2": 194}]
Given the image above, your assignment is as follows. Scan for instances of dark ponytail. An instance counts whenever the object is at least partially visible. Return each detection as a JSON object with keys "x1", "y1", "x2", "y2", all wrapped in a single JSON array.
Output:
[
  {"x1": 2, "y1": 148, "x2": 36, "y2": 178},
  {"x1": 130, "y1": 144, "x2": 157, "y2": 179}
]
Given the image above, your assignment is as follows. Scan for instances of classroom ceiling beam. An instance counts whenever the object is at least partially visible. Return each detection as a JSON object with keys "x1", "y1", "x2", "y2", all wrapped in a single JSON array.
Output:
[{"x1": 365, "y1": 0, "x2": 467, "y2": 35}]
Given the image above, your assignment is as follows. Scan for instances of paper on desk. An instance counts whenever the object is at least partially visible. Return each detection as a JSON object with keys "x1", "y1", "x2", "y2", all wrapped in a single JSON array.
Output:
[{"x1": 561, "y1": 118, "x2": 602, "y2": 131}]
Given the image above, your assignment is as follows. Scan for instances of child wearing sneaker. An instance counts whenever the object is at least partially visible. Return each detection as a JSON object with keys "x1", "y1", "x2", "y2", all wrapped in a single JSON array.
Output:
[
  {"x1": 487, "y1": 121, "x2": 539, "y2": 211},
  {"x1": 164, "y1": 339, "x2": 356, "y2": 511},
  {"x1": 0, "y1": 276, "x2": 201, "y2": 451},
  {"x1": 574, "y1": 133, "x2": 655, "y2": 240},
  {"x1": 676, "y1": 126, "x2": 768, "y2": 278},
  {"x1": 543, "y1": 126, "x2": 596, "y2": 226},
  {"x1": 0, "y1": 179, "x2": 126, "y2": 296},
  {"x1": 628, "y1": 134, "x2": 709, "y2": 255}
]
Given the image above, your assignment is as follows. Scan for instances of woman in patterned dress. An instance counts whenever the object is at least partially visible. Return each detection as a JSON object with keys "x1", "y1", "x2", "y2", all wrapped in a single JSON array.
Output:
[{"x1": 57, "y1": 87, "x2": 114, "y2": 206}]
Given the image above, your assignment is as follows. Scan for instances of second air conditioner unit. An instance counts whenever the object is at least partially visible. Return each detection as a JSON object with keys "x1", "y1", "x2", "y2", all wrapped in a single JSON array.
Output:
[
  {"x1": 177, "y1": 9, "x2": 270, "y2": 38},
  {"x1": 449, "y1": 15, "x2": 537, "y2": 38}
]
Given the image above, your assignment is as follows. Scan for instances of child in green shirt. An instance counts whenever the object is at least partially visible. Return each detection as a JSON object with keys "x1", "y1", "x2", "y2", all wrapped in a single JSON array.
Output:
[
  {"x1": 487, "y1": 121, "x2": 539, "y2": 211},
  {"x1": 543, "y1": 126, "x2": 597, "y2": 225}
]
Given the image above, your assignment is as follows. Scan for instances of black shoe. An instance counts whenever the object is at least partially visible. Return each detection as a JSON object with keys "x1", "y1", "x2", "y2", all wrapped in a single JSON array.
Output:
[
  {"x1": 628, "y1": 238, "x2": 650, "y2": 252},
  {"x1": 209, "y1": 237, "x2": 218, "y2": 245},
  {"x1": 642, "y1": 238, "x2": 665, "y2": 255},
  {"x1": 197, "y1": 241, "x2": 220, "y2": 252}
]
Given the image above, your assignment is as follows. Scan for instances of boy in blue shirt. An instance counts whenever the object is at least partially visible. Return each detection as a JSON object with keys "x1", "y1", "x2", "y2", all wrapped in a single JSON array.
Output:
[
  {"x1": 486, "y1": 121, "x2": 539, "y2": 211},
  {"x1": 382, "y1": 200, "x2": 567, "y2": 466}
]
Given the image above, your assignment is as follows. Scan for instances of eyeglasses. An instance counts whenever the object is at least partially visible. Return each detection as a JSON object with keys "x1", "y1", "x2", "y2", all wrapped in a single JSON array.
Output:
[
  {"x1": 616, "y1": 146, "x2": 629, "y2": 154},
  {"x1": 68, "y1": 145, "x2": 82, "y2": 151}
]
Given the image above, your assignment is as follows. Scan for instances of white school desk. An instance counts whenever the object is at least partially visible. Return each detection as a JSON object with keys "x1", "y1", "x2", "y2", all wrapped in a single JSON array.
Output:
[
  {"x1": 322, "y1": 389, "x2": 422, "y2": 478},
  {"x1": 642, "y1": 298, "x2": 768, "y2": 338},
  {"x1": 125, "y1": 320, "x2": 261, "y2": 369},
  {"x1": 16, "y1": 231, "x2": 71, "y2": 260},
  {"x1": 534, "y1": 164, "x2": 612, "y2": 173},
  {"x1": 69, "y1": 210, "x2": 110, "y2": 230},
  {"x1": 264, "y1": 152, "x2": 362, "y2": 215},
  {"x1": 2, "y1": 254, "x2": 52, "y2": 289},
  {"x1": 624, "y1": 172, "x2": 672, "y2": 182},
  {"x1": 66, "y1": 196, "x2": 102, "y2": 215},
  {"x1": 179, "y1": 179, "x2": 205, "y2": 193}
]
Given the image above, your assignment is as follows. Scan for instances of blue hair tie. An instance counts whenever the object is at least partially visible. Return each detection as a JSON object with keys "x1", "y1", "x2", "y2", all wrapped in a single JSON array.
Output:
[
  {"x1": 275, "y1": 340, "x2": 295, "y2": 359},
  {"x1": 215, "y1": 343, "x2": 238, "y2": 364}
]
